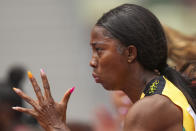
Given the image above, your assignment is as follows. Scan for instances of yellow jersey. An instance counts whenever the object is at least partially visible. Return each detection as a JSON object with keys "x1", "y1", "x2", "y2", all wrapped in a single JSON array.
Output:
[{"x1": 140, "y1": 76, "x2": 196, "y2": 131}]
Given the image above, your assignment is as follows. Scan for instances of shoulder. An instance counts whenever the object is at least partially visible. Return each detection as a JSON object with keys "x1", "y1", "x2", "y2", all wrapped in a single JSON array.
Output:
[{"x1": 124, "y1": 94, "x2": 183, "y2": 131}]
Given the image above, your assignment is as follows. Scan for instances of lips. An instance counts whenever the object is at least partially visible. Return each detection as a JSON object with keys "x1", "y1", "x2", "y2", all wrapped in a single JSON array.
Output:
[{"x1": 92, "y1": 72, "x2": 101, "y2": 83}]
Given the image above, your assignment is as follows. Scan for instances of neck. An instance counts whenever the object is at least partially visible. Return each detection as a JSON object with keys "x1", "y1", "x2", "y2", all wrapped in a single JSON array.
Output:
[{"x1": 122, "y1": 66, "x2": 158, "y2": 103}]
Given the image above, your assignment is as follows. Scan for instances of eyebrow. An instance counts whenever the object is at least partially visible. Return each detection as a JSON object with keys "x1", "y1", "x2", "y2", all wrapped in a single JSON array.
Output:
[{"x1": 90, "y1": 41, "x2": 105, "y2": 46}]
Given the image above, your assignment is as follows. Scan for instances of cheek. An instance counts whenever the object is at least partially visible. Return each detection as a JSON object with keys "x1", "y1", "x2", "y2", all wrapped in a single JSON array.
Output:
[{"x1": 99, "y1": 52, "x2": 128, "y2": 80}]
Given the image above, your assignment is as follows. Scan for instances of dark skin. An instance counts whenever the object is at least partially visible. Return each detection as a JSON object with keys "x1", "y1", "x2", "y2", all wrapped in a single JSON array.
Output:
[
  {"x1": 13, "y1": 26, "x2": 183, "y2": 131},
  {"x1": 13, "y1": 71, "x2": 71, "y2": 131}
]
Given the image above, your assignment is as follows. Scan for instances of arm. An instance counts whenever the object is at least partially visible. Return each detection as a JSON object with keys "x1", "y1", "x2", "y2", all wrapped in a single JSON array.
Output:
[
  {"x1": 123, "y1": 94, "x2": 183, "y2": 131},
  {"x1": 12, "y1": 69, "x2": 74, "y2": 131}
]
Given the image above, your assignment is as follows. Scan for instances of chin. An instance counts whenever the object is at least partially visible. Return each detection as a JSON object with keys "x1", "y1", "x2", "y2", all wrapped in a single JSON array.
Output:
[{"x1": 101, "y1": 83, "x2": 118, "y2": 91}]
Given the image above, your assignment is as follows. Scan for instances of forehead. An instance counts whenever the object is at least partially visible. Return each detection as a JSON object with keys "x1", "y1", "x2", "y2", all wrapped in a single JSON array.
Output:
[
  {"x1": 91, "y1": 26, "x2": 112, "y2": 41},
  {"x1": 90, "y1": 26, "x2": 121, "y2": 46}
]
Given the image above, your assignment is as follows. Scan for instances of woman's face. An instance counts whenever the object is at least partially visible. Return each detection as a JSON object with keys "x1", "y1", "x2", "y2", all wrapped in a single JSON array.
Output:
[{"x1": 90, "y1": 26, "x2": 130, "y2": 90}]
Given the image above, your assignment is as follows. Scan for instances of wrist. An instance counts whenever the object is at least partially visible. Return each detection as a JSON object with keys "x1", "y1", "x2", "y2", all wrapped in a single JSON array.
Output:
[
  {"x1": 51, "y1": 127, "x2": 70, "y2": 131},
  {"x1": 46, "y1": 123, "x2": 70, "y2": 131}
]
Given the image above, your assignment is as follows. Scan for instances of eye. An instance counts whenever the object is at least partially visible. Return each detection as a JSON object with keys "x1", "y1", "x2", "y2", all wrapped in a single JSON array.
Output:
[
  {"x1": 95, "y1": 47, "x2": 104, "y2": 56},
  {"x1": 95, "y1": 47, "x2": 103, "y2": 52}
]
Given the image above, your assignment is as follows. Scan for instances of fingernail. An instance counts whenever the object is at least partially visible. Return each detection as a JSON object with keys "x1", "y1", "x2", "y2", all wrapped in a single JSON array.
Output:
[
  {"x1": 69, "y1": 86, "x2": 76, "y2": 94},
  {"x1": 121, "y1": 95, "x2": 131, "y2": 105},
  {"x1": 118, "y1": 107, "x2": 128, "y2": 115},
  {"x1": 40, "y1": 68, "x2": 44, "y2": 75},
  {"x1": 13, "y1": 87, "x2": 20, "y2": 93},
  {"x1": 12, "y1": 107, "x2": 19, "y2": 110},
  {"x1": 27, "y1": 71, "x2": 33, "y2": 78}
]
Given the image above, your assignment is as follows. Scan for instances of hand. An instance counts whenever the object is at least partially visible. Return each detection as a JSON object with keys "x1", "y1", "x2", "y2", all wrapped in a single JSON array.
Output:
[{"x1": 12, "y1": 69, "x2": 75, "y2": 131}]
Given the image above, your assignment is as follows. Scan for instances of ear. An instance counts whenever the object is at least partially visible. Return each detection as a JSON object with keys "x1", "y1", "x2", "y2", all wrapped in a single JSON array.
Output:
[{"x1": 126, "y1": 45, "x2": 137, "y2": 63}]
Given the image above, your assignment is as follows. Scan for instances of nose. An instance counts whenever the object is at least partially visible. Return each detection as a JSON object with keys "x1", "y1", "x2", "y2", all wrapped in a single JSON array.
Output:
[{"x1": 89, "y1": 57, "x2": 97, "y2": 68}]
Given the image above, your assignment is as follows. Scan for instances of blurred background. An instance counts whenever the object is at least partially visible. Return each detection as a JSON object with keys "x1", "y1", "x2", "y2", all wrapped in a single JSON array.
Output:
[{"x1": 0, "y1": 0, "x2": 195, "y2": 129}]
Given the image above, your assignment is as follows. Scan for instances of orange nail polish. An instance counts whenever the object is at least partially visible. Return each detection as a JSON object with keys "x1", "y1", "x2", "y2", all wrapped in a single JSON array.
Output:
[
  {"x1": 13, "y1": 87, "x2": 20, "y2": 93},
  {"x1": 28, "y1": 71, "x2": 33, "y2": 78}
]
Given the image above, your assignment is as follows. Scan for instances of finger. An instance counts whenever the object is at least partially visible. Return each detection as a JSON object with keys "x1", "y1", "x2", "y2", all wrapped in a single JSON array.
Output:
[
  {"x1": 13, "y1": 88, "x2": 40, "y2": 111},
  {"x1": 28, "y1": 71, "x2": 44, "y2": 104},
  {"x1": 12, "y1": 106, "x2": 37, "y2": 117},
  {"x1": 60, "y1": 86, "x2": 75, "y2": 105},
  {"x1": 40, "y1": 69, "x2": 53, "y2": 101}
]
